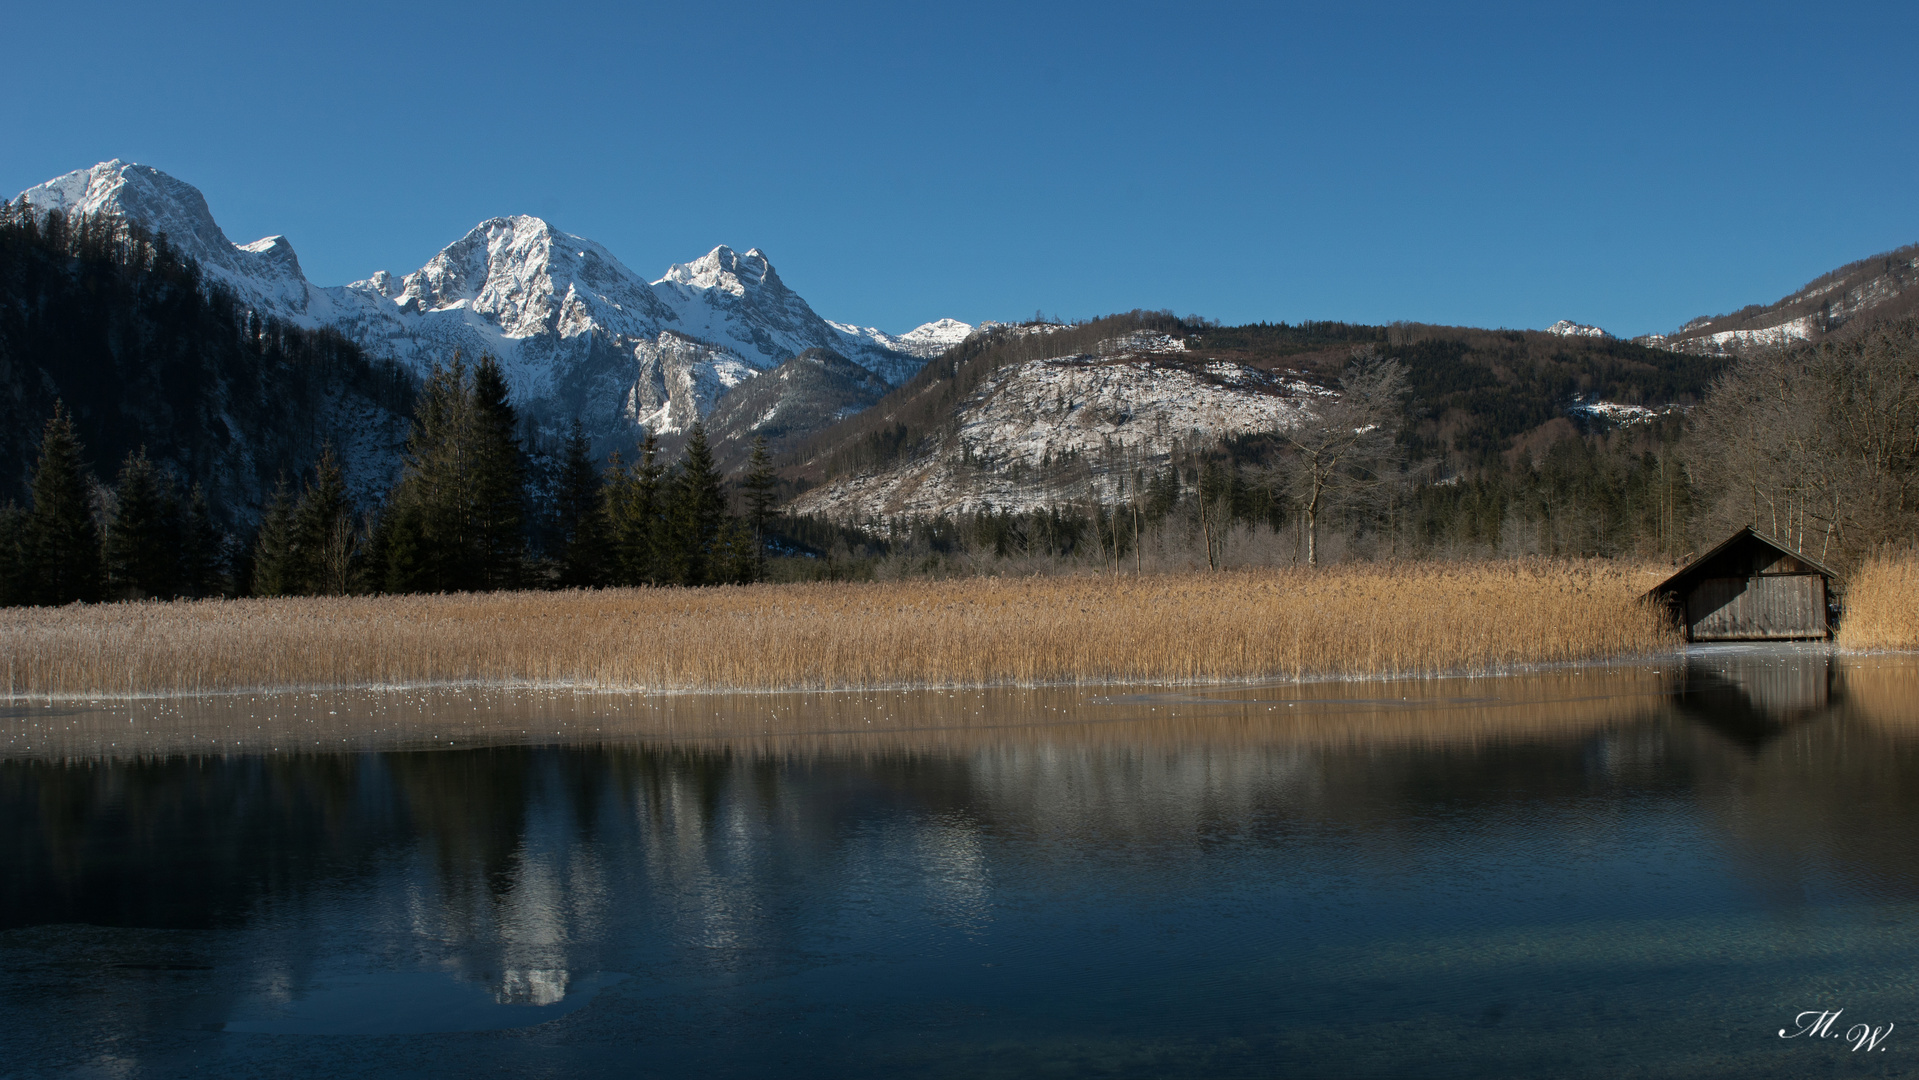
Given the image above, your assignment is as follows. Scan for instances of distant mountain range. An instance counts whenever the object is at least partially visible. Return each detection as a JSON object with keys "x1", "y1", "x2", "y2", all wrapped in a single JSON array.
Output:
[
  {"x1": 10, "y1": 158, "x2": 1917, "y2": 528},
  {"x1": 17, "y1": 161, "x2": 971, "y2": 453}
]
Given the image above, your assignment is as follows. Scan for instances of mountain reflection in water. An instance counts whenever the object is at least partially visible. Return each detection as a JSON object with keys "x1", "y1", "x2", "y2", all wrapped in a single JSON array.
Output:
[{"x1": 2, "y1": 647, "x2": 1917, "y2": 1078}]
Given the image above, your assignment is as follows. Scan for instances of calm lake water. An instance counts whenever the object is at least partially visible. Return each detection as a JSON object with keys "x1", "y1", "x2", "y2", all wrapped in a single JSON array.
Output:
[{"x1": 3, "y1": 646, "x2": 1917, "y2": 1077}]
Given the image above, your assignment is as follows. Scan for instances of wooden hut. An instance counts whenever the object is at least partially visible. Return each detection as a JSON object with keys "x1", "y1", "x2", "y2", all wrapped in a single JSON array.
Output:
[{"x1": 1646, "y1": 528, "x2": 1837, "y2": 641}]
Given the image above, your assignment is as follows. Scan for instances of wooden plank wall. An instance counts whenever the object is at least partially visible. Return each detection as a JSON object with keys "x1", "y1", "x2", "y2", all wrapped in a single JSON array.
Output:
[{"x1": 1687, "y1": 574, "x2": 1827, "y2": 640}]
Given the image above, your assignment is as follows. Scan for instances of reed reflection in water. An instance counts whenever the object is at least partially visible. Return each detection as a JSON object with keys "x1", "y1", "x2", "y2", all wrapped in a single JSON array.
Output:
[{"x1": 2, "y1": 648, "x2": 1917, "y2": 1078}]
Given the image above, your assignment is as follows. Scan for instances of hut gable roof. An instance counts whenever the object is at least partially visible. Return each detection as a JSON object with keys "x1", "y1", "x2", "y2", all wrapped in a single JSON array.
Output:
[{"x1": 1646, "y1": 527, "x2": 1839, "y2": 601}]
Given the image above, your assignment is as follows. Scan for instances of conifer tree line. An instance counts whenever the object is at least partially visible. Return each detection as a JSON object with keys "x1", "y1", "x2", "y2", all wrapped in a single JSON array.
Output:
[
  {"x1": 0, "y1": 404, "x2": 225, "y2": 605},
  {"x1": 0, "y1": 354, "x2": 783, "y2": 606}
]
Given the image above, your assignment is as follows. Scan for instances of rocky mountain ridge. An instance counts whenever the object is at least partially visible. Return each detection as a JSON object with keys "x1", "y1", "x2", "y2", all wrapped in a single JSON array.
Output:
[
  {"x1": 16, "y1": 161, "x2": 970, "y2": 453},
  {"x1": 1638, "y1": 242, "x2": 1919, "y2": 354}
]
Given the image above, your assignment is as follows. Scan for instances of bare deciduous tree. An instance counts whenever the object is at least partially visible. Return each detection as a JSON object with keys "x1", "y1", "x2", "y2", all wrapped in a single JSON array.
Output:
[
  {"x1": 1277, "y1": 346, "x2": 1409, "y2": 565},
  {"x1": 1693, "y1": 322, "x2": 1919, "y2": 567}
]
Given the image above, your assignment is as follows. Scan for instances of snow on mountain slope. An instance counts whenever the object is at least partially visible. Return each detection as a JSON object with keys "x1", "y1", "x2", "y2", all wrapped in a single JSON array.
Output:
[
  {"x1": 790, "y1": 336, "x2": 1326, "y2": 519},
  {"x1": 830, "y1": 317, "x2": 974, "y2": 359},
  {"x1": 624, "y1": 331, "x2": 757, "y2": 434},
  {"x1": 20, "y1": 160, "x2": 316, "y2": 318},
  {"x1": 330, "y1": 215, "x2": 685, "y2": 409},
  {"x1": 1640, "y1": 243, "x2": 1919, "y2": 354},
  {"x1": 648, "y1": 245, "x2": 932, "y2": 391},
  {"x1": 15, "y1": 161, "x2": 962, "y2": 452},
  {"x1": 1688, "y1": 315, "x2": 1820, "y2": 353},
  {"x1": 703, "y1": 348, "x2": 892, "y2": 471}
]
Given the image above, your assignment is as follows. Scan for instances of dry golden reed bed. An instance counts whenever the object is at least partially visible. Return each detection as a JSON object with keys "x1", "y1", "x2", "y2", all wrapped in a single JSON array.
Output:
[
  {"x1": 2, "y1": 560, "x2": 1679, "y2": 699},
  {"x1": 1837, "y1": 554, "x2": 1919, "y2": 652}
]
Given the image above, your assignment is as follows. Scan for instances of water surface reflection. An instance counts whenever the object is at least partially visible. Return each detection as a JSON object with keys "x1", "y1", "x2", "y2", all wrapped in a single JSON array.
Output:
[{"x1": 2, "y1": 648, "x2": 1917, "y2": 1077}]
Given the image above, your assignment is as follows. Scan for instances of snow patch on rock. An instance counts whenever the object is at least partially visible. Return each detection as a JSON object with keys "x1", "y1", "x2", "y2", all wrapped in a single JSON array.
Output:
[
  {"x1": 1566, "y1": 396, "x2": 1685, "y2": 427},
  {"x1": 792, "y1": 333, "x2": 1328, "y2": 520},
  {"x1": 1699, "y1": 315, "x2": 1819, "y2": 351},
  {"x1": 1545, "y1": 320, "x2": 1611, "y2": 339}
]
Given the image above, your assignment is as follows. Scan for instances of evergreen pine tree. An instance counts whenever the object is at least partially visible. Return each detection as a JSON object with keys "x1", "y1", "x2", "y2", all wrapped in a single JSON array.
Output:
[
  {"x1": 665, "y1": 425, "x2": 727, "y2": 586},
  {"x1": 0, "y1": 503, "x2": 26, "y2": 607},
  {"x1": 717, "y1": 517, "x2": 756, "y2": 585},
  {"x1": 553, "y1": 420, "x2": 610, "y2": 588},
  {"x1": 180, "y1": 484, "x2": 227, "y2": 598},
  {"x1": 367, "y1": 499, "x2": 426, "y2": 595},
  {"x1": 251, "y1": 475, "x2": 298, "y2": 597},
  {"x1": 384, "y1": 356, "x2": 474, "y2": 592},
  {"x1": 292, "y1": 444, "x2": 354, "y2": 596},
  {"x1": 470, "y1": 355, "x2": 525, "y2": 590},
  {"x1": 378, "y1": 353, "x2": 530, "y2": 594},
  {"x1": 600, "y1": 450, "x2": 631, "y2": 584},
  {"x1": 105, "y1": 447, "x2": 183, "y2": 600},
  {"x1": 741, "y1": 435, "x2": 778, "y2": 582},
  {"x1": 23, "y1": 402, "x2": 104, "y2": 605},
  {"x1": 607, "y1": 435, "x2": 666, "y2": 586}
]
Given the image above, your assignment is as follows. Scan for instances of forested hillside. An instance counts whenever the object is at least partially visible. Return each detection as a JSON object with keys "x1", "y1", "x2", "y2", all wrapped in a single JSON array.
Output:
[
  {"x1": 776, "y1": 311, "x2": 1733, "y2": 570},
  {"x1": 0, "y1": 201, "x2": 413, "y2": 520},
  {"x1": 1193, "y1": 321, "x2": 1723, "y2": 466},
  {"x1": 792, "y1": 315, "x2": 1722, "y2": 483}
]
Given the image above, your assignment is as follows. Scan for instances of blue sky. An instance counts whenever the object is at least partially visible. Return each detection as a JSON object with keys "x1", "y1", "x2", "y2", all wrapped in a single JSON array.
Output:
[{"x1": 4, "y1": 1, "x2": 1914, "y2": 337}]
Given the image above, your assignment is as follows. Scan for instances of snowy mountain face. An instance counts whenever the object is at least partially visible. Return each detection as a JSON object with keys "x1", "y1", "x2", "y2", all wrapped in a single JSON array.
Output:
[
  {"x1": 702, "y1": 348, "x2": 893, "y2": 471},
  {"x1": 16, "y1": 161, "x2": 971, "y2": 455},
  {"x1": 20, "y1": 160, "x2": 316, "y2": 318},
  {"x1": 829, "y1": 317, "x2": 974, "y2": 360},
  {"x1": 790, "y1": 331, "x2": 1327, "y2": 520},
  {"x1": 1638, "y1": 243, "x2": 1919, "y2": 355}
]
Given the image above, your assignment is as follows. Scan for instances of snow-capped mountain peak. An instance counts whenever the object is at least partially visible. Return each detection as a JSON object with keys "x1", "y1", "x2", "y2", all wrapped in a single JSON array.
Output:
[
  {"x1": 237, "y1": 235, "x2": 305, "y2": 281},
  {"x1": 20, "y1": 160, "x2": 313, "y2": 317},
  {"x1": 388, "y1": 215, "x2": 672, "y2": 335},
  {"x1": 656, "y1": 245, "x2": 780, "y2": 297},
  {"x1": 897, "y1": 317, "x2": 975, "y2": 352},
  {"x1": 24, "y1": 159, "x2": 225, "y2": 254},
  {"x1": 829, "y1": 317, "x2": 976, "y2": 359},
  {"x1": 15, "y1": 160, "x2": 966, "y2": 453},
  {"x1": 353, "y1": 269, "x2": 404, "y2": 298}
]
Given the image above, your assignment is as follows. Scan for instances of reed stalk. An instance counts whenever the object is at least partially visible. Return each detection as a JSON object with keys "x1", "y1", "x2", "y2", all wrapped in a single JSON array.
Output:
[
  {"x1": 0, "y1": 560, "x2": 1678, "y2": 699},
  {"x1": 1836, "y1": 554, "x2": 1919, "y2": 651}
]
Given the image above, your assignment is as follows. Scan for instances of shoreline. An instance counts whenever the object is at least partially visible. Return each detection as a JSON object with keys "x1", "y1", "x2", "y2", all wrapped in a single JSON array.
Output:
[
  {"x1": 6, "y1": 643, "x2": 1906, "y2": 762},
  {"x1": 2, "y1": 645, "x2": 1702, "y2": 707},
  {"x1": 0, "y1": 665, "x2": 1695, "y2": 762},
  {"x1": 6, "y1": 638, "x2": 1868, "y2": 709}
]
